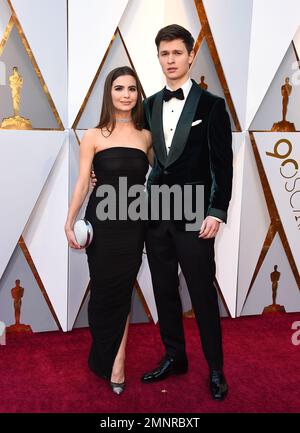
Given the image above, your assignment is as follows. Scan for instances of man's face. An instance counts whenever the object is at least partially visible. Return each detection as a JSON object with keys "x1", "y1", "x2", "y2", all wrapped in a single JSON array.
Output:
[{"x1": 158, "y1": 39, "x2": 194, "y2": 82}]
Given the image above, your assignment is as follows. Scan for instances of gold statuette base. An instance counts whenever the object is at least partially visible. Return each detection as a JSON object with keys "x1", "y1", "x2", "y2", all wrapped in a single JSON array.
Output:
[
  {"x1": 6, "y1": 323, "x2": 33, "y2": 333},
  {"x1": 1, "y1": 115, "x2": 32, "y2": 130},
  {"x1": 263, "y1": 304, "x2": 286, "y2": 314},
  {"x1": 271, "y1": 120, "x2": 296, "y2": 132},
  {"x1": 183, "y1": 309, "x2": 195, "y2": 318}
]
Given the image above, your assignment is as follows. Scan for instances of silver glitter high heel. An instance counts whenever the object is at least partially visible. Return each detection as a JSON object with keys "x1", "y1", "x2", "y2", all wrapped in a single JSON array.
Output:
[{"x1": 110, "y1": 381, "x2": 125, "y2": 395}]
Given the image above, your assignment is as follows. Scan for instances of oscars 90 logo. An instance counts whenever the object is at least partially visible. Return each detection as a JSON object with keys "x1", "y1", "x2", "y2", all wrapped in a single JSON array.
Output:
[{"x1": 266, "y1": 138, "x2": 300, "y2": 230}]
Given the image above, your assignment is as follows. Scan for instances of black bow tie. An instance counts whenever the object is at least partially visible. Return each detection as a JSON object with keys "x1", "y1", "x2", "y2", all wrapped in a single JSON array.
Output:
[{"x1": 163, "y1": 87, "x2": 184, "y2": 102}]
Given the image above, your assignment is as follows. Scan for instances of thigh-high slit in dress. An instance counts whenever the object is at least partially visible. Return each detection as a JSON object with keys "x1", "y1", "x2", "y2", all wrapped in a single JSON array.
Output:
[{"x1": 84, "y1": 146, "x2": 148, "y2": 380}]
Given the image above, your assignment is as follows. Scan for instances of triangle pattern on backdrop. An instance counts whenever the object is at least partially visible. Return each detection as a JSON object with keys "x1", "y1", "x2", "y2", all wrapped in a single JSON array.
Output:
[
  {"x1": 250, "y1": 43, "x2": 300, "y2": 131},
  {"x1": 253, "y1": 132, "x2": 300, "y2": 280},
  {"x1": 0, "y1": 7, "x2": 62, "y2": 129},
  {"x1": 241, "y1": 233, "x2": 300, "y2": 316},
  {"x1": 22, "y1": 133, "x2": 69, "y2": 331},
  {"x1": 190, "y1": 38, "x2": 237, "y2": 131},
  {"x1": 76, "y1": 30, "x2": 132, "y2": 130},
  {"x1": 245, "y1": 0, "x2": 300, "y2": 129},
  {"x1": 0, "y1": 243, "x2": 59, "y2": 332},
  {"x1": 10, "y1": 0, "x2": 67, "y2": 127},
  {"x1": 0, "y1": 130, "x2": 65, "y2": 280},
  {"x1": 68, "y1": 0, "x2": 129, "y2": 127}
]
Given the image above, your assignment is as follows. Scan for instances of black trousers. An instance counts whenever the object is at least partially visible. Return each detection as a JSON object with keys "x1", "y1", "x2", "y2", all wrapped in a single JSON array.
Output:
[{"x1": 146, "y1": 221, "x2": 223, "y2": 370}]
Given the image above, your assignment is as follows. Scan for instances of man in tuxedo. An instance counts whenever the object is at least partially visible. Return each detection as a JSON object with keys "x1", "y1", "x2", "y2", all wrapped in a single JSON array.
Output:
[{"x1": 141, "y1": 24, "x2": 233, "y2": 401}]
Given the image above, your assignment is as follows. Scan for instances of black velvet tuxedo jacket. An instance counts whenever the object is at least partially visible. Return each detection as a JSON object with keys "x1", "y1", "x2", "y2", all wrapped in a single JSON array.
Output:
[{"x1": 144, "y1": 79, "x2": 233, "y2": 230}]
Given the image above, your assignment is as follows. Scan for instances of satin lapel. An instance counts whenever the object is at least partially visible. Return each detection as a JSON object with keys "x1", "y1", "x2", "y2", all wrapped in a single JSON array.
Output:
[
  {"x1": 165, "y1": 82, "x2": 203, "y2": 168},
  {"x1": 151, "y1": 90, "x2": 167, "y2": 166}
]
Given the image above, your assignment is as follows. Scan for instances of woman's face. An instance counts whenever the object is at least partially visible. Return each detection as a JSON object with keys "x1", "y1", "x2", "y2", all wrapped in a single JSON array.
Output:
[{"x1": 111, "y1": 74, "x2": 138, "y2": 115}]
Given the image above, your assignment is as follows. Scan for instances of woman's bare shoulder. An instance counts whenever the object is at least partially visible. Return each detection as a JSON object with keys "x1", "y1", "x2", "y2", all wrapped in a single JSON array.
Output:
[
  {"x1": 141, "y1": 128, "x2": 151, "y2": 140},
  {"x1": 81, "y1": 128, "x2": 100, "y2": 143},
  {"x1": 84, "y1": 127, "x2": 100, "y2": 136},
  {"x1": 79, "y1": 129, "x2": 100, "y2": 154}
]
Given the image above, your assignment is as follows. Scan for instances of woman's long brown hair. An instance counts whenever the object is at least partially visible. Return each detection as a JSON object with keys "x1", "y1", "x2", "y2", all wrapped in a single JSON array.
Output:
[{"x1": 95, "y1": 66, "x2": 144, "y2": 134}]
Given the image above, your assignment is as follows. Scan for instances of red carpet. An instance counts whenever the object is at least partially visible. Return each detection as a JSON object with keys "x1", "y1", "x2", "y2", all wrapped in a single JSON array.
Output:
[{"x1": 0, "y1": 313, "x2": 299, "y2": 413}]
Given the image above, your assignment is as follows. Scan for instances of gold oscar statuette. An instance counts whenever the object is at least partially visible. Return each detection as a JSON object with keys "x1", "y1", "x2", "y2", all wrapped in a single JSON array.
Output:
[
  {"x1": 6, "y1": 279, "x2": 32, "y2": 333},
  {"x1": 198, "y1": 75, "x2": 208, "y2": 90},
  {"x1": 271, "y1": 77, "x2": 296, "y2": 132},
  {"x1": 1, "y1": 66, "x2": 32, "y2": 130},
  {"x1": 263, "y1": 265, "x2": 286, "y2": 314}
]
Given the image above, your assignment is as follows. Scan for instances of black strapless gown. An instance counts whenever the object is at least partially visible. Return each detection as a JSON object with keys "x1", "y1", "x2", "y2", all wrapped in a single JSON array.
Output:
[{"x1": 84, "y1": 147, "x2": 148, "y2": 379}]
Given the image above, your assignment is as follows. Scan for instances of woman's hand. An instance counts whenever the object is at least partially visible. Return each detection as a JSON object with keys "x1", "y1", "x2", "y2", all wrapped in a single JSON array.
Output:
[
  {"x1": 90, "y1": 170, "x2": 97, "y2": 188},
  {"x1": 65, "y1": 226, "x2": 82, "y2": 249}
]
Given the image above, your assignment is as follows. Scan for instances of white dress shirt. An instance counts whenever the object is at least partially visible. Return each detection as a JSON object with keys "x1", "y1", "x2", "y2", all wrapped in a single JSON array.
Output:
[
  {"x1": 162, "y1": 78, "x2": 222, "y2": 224},
  {"x1": 163, "y1": 78, "x2": 192, "y2": 155}
]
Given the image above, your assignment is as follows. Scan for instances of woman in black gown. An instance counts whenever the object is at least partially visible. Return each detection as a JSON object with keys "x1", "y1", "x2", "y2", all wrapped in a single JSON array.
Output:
[{"x1": 65, "y1": 67, "x2": 152, "y2": 394}]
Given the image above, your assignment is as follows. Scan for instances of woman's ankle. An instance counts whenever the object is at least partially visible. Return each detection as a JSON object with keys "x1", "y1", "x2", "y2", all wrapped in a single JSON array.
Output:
[
  {"x1": 111, "y1": 359, "x2": 125, "y2": 382},
  {"x1": 110, "y1": 369, "x2": 125, "y2": 383}
]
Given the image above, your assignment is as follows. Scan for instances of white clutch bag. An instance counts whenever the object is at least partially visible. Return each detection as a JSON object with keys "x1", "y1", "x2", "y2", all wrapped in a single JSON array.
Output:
[{"x1": 74, "y1": 218, "x2": 93, "y2": 248}]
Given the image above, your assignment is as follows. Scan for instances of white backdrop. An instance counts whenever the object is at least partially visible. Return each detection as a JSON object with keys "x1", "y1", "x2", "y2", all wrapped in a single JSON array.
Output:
[{"x1": 0, "y1": 0, "x2": 300, "y2": 332}]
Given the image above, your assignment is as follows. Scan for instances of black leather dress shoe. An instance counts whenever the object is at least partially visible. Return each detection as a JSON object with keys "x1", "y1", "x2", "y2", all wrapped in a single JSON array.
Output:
[
  {"x1": 141, "y1": 356, "x2": 188, "y2": 383},
  {"x1": 209, "y1": 369, "x2": 228, "y2": 400}
]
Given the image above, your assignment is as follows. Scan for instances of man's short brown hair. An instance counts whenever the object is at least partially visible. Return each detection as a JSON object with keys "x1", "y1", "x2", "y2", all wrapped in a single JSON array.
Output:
[{"x1": 155, "y1": 24, "x2": 194, "y2": 53}]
